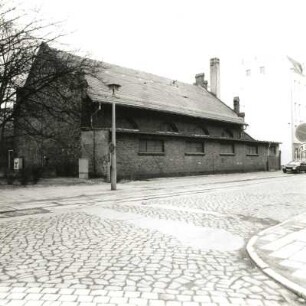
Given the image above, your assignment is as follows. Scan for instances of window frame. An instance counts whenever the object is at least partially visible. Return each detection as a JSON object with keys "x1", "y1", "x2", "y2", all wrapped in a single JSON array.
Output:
[
  {"x1": 246, "y1": 144, "x2": 259, "y2": 156},
  {"x1": 185, "y1": 141, "x2": 205, "y2": 156},
  {"x1": 138, "y1": 138, "x2": 165, "y2": 156},
  {"x1": 192, "y1": 125, "x2": 210, "y2": 136},
  {"x1": 117, "y1": 117, "x2": 139, "y2": 130},
  {"x1": 219, "y1": 142, "x2": 235, "y2": 156},
  {"x1": 221, "y1": 129, "x2": 234, "y2": 138},
  {"x1": 159, "y1": 122, "x2": 178, "y2": 133}
]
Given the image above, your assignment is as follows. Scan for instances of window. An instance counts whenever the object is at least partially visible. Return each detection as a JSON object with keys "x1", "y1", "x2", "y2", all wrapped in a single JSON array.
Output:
[
  {"x1": 221, "y1": 129, "x2": 234, "y2": 138},
  {"x1": 220, "y1": 143, "x2": 235, "y2": 155},
  {"x1": 117, "y1": 117, "x2": 138, "y2": 130},
  {"x1": 193, "y1": 126, "x2": 209, "y2": 136},
  {"x1": 202, "y1": 127, "x2": 209, "y2": 135},
  {"x1": 139, "y1": 139, "x2": 164, "y2": 154},
  {"x1": 159, "y1": 122, "x2": 178, "y2": 133},
  {"x1": 259, "y1": 66, "x2": 265, "y2": 74},
  {"x1": 246, "y1": 69, "x2": 251, "y2": 76},
  {"x1": 185, "y1": 141, "x2": 205, "y2": 155},
  {"x1": 247, "y1": 145, "x2": 258, "y2": 155}
]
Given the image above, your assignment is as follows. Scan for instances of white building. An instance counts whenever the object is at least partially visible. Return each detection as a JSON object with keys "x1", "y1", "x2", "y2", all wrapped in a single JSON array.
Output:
[{"x1": 234, "y1": 55, "x2": 306, "y2": 164}]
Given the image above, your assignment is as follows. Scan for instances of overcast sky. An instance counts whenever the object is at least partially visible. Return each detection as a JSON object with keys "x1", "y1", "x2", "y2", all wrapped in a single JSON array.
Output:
[{"x1": 15, "y1": 0, "x2": 306, "y2": 103}]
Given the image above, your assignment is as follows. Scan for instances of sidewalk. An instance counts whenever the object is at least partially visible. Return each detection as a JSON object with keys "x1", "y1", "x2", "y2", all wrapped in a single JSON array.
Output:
[
  {"x1": 0, "y1": 171, "x2": 286, "y2": 211},
  {"x1": 247, "y1": 212, "x2": 306, "y2": 299}
]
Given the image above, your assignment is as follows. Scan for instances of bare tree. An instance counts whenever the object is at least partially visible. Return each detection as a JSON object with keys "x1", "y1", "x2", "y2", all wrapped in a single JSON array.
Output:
[
  {"x1": 0, "y1": 1, "x2": 96, "y2": 173},
  {"x1": 0, "y1": 1, "x2": 95, "y2": 134}
]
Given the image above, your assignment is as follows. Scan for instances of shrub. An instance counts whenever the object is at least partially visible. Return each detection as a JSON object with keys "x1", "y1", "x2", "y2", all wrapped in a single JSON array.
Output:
[
  {"x1": 19, "y1": 168, "x2": 31, "y2": 186},
  {"x1": 5, "y1": 171, "x2": 16, "y2": 185},
  {"x1": 56, "y1": 161, "x2": 77, "y2": 177},
  {"x1": 5, "y1": 167, "x2": 43, "y2": 185}
]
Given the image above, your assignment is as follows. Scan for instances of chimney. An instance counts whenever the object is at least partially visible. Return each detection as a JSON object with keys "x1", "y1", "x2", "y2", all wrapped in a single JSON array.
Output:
[
  {"x1": 194, "y1": 73, "x2": 208, "y2": 89},
  {"x1": 233, "y1": 96, "x2": 240, "y2": 114},
  {"x1": 210, "y1": 58, "x2": 220, "y2": 98},
  {"x1": 233, "y1": 96, "x2": 245, "y2": 120}
]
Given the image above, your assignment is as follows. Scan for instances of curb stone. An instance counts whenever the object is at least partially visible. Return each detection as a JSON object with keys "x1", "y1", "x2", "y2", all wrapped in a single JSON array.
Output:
[{"x1": 246, "y1": 215, "x2": 306, "y2": 300}]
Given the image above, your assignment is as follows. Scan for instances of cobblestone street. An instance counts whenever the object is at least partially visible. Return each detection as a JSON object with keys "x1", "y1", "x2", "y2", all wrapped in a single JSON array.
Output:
[{"x1": 0, "y1": 172, "x2": 306, "y2": 305}]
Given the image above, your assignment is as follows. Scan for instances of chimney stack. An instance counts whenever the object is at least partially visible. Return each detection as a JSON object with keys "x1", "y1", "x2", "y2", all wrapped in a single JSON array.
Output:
[
  {"x1": 233, "y1": 96, "x2": 240, "y2": 114},
  {"x1": 233, "y1": 96, "x2": 245, "y2": 120},
  {"x1": 210, "y1": 58, "x2": 220, "y2": 98},
  {"x1": 194, "y1": 73, "x2": 208, "y2": 89}
]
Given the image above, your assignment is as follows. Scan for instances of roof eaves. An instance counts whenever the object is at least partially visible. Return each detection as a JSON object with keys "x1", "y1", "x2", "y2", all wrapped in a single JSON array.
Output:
[
  {"x1": 114, "y1": 129, "x2": 281, "y2": 144},
  {"x1": 88, "y1": 93, "x2": 245, "y2": 125}
]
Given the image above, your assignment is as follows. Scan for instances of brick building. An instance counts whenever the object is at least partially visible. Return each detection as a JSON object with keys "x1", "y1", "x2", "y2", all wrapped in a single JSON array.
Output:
[
  {"x1": 0, "y1": 108, "x2": 15, "y2": 176},
  {"x1": 14, "y1": 45, "x2": 280, "y2": 179}
]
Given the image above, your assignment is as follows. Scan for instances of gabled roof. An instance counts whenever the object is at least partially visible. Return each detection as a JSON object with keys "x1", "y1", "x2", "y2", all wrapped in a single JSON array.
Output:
[
  {"x1": 85, "y1": 62, "x2": 245, "y2": 125},
  {"x1": 35, "y1": 44, "x2": 244, "y2": 125}
]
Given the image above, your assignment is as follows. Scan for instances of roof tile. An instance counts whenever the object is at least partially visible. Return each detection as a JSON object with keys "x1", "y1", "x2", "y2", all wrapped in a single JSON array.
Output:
[{"x1": 85, "y1": 62, "x2": 244, "y2": 125}]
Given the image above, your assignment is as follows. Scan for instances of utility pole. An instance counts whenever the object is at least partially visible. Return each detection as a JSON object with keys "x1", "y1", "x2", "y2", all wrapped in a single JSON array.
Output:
[{"x1": 107, "y1": 83, "x2": 121, "y2": 190}]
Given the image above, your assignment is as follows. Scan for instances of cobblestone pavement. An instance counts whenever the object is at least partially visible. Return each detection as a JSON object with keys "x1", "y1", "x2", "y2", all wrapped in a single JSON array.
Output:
[{"x1": 0, "y1": 173, "x2": 306, "y2": 305}]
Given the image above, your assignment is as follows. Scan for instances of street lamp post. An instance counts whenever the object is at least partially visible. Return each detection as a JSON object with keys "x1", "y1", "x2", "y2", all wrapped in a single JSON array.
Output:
[{"x1": 107, "y1": 83, "x2": 121, "y2": 190}]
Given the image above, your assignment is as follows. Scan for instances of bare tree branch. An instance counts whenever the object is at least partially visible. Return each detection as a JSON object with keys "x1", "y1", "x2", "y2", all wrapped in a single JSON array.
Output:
[{"x1": 0, "y1": 0, "x2": 96, "y2": 146}]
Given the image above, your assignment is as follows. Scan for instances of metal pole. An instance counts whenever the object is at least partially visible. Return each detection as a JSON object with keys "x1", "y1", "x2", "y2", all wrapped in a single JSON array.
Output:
[
  {"x1": 111, "y1": 97, "x2": 117, "y2": 190},
  {"x1": 108, "y1": 83, "x2": 120, "y2": 191}
]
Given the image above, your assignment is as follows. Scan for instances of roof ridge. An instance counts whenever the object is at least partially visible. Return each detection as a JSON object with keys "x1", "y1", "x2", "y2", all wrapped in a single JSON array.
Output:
[
  {"x1": 98, "y1": 61, "x2": 206, "y2": 90},
  {"x1": 44, "y1": 44, "x2": 208, "y2": 91},
  {"x1": 42, "y1": 43, "x2": 243, "y2": 125}
]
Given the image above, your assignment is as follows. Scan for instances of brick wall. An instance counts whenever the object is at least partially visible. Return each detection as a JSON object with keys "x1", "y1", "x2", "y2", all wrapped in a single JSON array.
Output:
[
  {"x1": 81, "y1": 130, "x2": 110, "y2": 177},
  {"x1": 14, "y1": 73, "x2": 85, "y2": 176},
  {"x1": 80, "y1": 105, "x2": 278, "y2": 180},
  {"x1": 115, "y1": 133, "x2": 270, "y2": 179},
  {"x1": 15, "y1": 129, "x2": 81, "y2": 176}
]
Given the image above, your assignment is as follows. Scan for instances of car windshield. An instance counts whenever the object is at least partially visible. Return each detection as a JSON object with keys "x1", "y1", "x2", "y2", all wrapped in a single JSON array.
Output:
[{"x1": 287, "y1": 161, "x2": 301, "y2": 166}]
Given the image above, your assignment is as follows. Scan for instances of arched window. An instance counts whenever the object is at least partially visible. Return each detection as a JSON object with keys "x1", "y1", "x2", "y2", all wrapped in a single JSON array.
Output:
[
  {"x1": 221, "y1": 129, "x2": 234, "y2": 138},
  {"x1": 159, "y1": 122, "x2": 178, "y2": 133},
  {"x1": 193, "y1": 126, "x2": 209, "y2": 136},
  {"x1": 117, "y1": 117, "x2": 138, "y2": 130}
]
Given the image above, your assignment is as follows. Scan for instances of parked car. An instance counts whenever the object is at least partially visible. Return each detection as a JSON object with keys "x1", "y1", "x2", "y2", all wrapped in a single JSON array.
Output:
[{"x1": 282, "y1": 160, "x2": 306, "y2": 173}]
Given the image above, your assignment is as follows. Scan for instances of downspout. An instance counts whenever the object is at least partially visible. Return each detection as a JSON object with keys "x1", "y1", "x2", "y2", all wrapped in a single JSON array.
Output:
[{"x1": 267, "y1": 142, "x2": 271, "y2": 171}]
